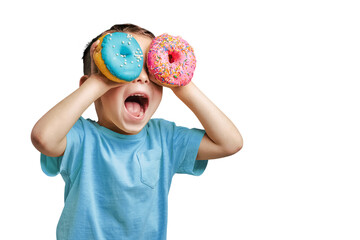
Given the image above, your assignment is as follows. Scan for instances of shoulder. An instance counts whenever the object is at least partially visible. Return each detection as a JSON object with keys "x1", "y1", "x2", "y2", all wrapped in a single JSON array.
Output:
[
  {"x1": 73, "y1": 116, "x2": 92, "y2": 130},
  {"x1": 76, "y1": 117, "x2": 104, "y2": 133},
  {"x1": 146, "y1": 118, "x2": 178, "y2": 141},
  {"x1": 147, "y1": 118, "x2": 204, "y2": 140},
  {"x1": 67, "y1": 117, "x2": 102, "y2": 142}
]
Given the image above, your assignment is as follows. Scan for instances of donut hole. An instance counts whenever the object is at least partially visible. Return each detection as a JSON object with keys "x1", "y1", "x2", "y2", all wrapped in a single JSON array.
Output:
[
  {"x1": 168, "y1": 51, "x2": 180, "y2": 64},
  {"x1": 119, "y1": 46, "x2": 132, "y2": 56}
]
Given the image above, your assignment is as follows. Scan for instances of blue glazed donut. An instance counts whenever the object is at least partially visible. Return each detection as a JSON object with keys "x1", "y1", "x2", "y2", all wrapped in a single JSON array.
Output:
[{"x1": 94, "y1": 32, "x2": 144, "y2": 83}]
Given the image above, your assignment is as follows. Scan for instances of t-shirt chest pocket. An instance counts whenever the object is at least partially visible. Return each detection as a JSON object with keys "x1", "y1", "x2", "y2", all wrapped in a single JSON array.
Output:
[{"x1": 136, "y1": 148, "x2": 162, "y2": 189}]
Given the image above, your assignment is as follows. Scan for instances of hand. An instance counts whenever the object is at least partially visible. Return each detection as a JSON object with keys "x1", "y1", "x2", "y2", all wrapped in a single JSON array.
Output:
[
  {"x1": 89, "y1": 40, "x2": 125, "y2": 89},
  {"x1": 149, "y1": 75, "x2": 183, "y2": 89}
]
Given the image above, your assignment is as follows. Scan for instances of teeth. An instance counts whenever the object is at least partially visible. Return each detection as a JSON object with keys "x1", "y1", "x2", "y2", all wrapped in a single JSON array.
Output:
[{"x1": 131, "y1": 93, "x2": 145, "y2": 97}]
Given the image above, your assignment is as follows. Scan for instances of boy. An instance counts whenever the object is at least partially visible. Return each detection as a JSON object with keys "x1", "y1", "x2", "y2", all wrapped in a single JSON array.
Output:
[{"x1": 31, "y1": 24, "x2": 243, "y2": 240}]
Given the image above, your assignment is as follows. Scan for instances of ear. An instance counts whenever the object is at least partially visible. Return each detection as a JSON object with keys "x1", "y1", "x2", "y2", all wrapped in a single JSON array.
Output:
[{"x1": 79, "y1": 75, "x2": 89, "y2": 87}]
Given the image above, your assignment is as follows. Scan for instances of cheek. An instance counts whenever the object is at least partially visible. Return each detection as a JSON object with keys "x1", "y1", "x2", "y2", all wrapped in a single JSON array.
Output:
[
  {"x1": 102, "y1": 88, "x2": 124, "y2": 109},
  {"x1": 153, "y1": 83, "x2": 163, "y2": 101},
  {"x1": 152, "y1": 85, "x2": 163, "y2": 103}
]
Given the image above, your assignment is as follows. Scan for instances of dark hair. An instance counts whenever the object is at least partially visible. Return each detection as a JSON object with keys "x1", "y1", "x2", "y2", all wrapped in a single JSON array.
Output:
[{"x1": 82, "y1": 23, "x2": 155, "y2": 75}]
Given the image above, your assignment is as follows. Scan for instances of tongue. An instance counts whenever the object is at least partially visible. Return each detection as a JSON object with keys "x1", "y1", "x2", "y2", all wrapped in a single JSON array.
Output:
[{"x1": 125, "y1": 101, "x2": 143, "y2": 117}]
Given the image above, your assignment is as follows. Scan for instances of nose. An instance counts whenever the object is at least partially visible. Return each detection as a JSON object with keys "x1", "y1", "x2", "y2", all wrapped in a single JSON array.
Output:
[{"x1": 132, "y1": 68, "x2": 149, "y2": 84}]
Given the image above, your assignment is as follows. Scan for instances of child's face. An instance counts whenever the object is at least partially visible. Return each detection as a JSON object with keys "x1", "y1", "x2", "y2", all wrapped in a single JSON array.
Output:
[{"x1": 97, "y1": 33, "x2": 163, "y2": 135}]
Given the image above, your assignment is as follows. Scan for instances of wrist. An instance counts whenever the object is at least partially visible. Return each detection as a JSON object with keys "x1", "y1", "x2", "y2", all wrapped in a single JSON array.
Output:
[
  {"x1": 171, "y1": 82, "x2": 195, "y2": 97},
  {"x1": 81, "y1": 75, "x2": 112, "y2": 97}
]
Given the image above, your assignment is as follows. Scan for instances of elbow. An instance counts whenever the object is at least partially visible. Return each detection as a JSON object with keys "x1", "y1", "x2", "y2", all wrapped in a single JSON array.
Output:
[
  {"x1": 223, "y1": 135, "x2": 243, "y2": 157},
  {"x1": 233, "y1": 139, "x2": 243, "y2": 154},
  {"x1": 237, "y1": 134, "x2": 244, "y2": 152},
  {"x1": 31, "y1": 126, "x2": 62, "y2": 157},
  {"x1": 31, "y1": 127, "x2": 46, "y2": 153}
]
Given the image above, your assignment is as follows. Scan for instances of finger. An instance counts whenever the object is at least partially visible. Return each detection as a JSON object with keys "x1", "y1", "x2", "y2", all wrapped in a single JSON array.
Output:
[
  {"x1": 91, "y1": 40, "x2": 100, "y2": 54},
  {"x1": 90, "y1": 40, "x2": 100, "y2": 74}
]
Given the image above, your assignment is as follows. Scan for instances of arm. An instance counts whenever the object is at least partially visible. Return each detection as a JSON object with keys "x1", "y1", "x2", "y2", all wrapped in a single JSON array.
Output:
[
  {"x1": 31, "y1": 40, "x2": 120, "y2": 157},
  {"x1": 172, "y1": 82, "x2": 243, "y2": 160},
  {"x1": 31, "y1": 76, "x2": 114, "y2": 157}
]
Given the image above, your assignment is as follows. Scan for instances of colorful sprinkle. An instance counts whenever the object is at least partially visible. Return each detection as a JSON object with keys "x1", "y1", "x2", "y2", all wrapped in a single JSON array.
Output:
[{"x1": 147, "y1": 33, "x2": 196, "y2": 86}]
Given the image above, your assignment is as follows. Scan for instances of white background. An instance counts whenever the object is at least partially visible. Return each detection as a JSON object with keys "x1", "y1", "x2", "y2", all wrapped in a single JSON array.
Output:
[{"x1": 1, "y1": 0, "x2": 359, "y2": 239}]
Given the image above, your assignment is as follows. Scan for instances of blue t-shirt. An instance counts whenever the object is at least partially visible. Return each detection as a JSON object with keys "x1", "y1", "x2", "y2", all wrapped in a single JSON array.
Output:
[{"x1": 41, "y1": 117, "x2": 207, "y2": 240}]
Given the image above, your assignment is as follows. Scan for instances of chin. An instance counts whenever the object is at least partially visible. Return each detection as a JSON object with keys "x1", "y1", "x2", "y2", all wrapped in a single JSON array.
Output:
[
  {"x1": 118, "y1": 106, "x2": 154, "y2": 135},
  {"x1": 121, "y1": 91, "x2": 159, "y2": 135}
]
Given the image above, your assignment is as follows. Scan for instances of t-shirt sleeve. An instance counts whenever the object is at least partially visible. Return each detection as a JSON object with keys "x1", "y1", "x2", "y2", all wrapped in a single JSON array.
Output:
[
  {"x1": 40, "y1": 117, "x2": 85, "y2": 178},
  {"x1": 171, "y1": 123, "x2": 208, "y2": 176}
]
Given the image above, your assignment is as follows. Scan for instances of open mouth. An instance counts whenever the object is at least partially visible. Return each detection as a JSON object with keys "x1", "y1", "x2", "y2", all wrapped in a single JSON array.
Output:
[{"x1": 124, "y1": 93, "x2": 149, "y2": 118}]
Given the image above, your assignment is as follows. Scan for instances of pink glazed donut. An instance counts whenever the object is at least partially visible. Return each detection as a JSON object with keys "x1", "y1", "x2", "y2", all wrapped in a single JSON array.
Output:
[{"x1": 147, "y1": 33, "x2": 196, "y2": 86}]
